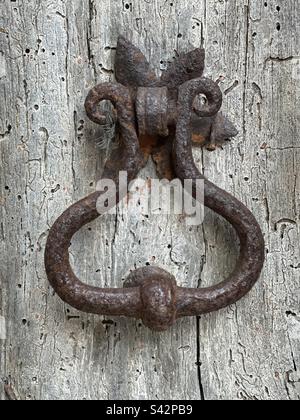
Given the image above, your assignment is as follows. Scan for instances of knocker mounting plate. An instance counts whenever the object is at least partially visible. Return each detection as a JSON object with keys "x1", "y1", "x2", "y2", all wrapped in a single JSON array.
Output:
[{"x1": 45, "y1": 36, "x2": 265, "y2": 332}]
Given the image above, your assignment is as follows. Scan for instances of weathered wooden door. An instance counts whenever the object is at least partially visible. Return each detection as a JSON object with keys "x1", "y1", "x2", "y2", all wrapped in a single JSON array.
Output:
[{"x1": 0, "y1": 0, "x2": 299, "y2": 400}]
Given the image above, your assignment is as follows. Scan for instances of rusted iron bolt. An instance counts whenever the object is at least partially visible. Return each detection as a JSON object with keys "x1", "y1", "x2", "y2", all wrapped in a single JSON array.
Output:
[{"x1": 45, "y1": 36, "x2": 265, "y2": 332}]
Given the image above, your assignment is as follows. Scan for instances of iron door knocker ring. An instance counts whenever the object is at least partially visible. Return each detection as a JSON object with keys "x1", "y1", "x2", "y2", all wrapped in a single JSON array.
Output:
[{"x1": 45, "y1": 36, "x2": 265, "y2": 332}]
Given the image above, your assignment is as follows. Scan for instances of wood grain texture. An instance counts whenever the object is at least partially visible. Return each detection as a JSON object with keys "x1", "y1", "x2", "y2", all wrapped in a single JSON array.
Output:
[{"x1": 0, "y1": 0, "x2": 299, "y2": 400}]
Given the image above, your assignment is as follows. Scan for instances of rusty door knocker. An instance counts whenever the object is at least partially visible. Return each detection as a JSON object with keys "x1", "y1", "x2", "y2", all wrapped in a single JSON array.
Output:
[{"x1": 45, "y1": 36, "x2": 265, "y2": 331}]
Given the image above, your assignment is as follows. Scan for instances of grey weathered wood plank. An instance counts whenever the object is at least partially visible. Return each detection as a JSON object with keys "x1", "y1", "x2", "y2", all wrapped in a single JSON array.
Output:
[
  {"x1": 0, "y1": 0, "x2": 299, "y2": 400},
  {"x1": 198, "y1": 0, "x2": 300, "y2": 400}
]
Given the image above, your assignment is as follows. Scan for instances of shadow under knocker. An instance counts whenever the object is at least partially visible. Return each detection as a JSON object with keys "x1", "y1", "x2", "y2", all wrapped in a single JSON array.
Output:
[{"x1": 45, "y1": 36, "x2": 265, "y2": 332}]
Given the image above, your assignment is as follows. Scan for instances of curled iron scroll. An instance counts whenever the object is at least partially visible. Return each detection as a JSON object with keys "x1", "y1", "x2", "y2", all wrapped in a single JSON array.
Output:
[{"x1": 45, "y1": 37, "x2": 265, "y2": 332}]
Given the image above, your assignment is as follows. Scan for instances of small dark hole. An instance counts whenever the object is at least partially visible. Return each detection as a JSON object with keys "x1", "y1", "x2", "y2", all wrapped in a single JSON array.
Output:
[
  {"x1": 22, "y1": 319, "x2": 27, "y2": 325},
  {"x1": 5, "y1": 186, "x2": 9, "y2": 190},
  {"x1": 18, "y1": 284, "x2": 22, "y2": 288},
  {"x1": 34, "y1": 104, "x2": 39, "y2": 110},
  {"x1": 276, "y1": 22, "x2": 281, "y2": 31},
  {"x1": 125, "y1": 3, "x2": 130, "y2": 9},
  {"x1": 17, "y1": 195, "x2": 22, "y2": 200},
  {"x1": 252, "y1": 32, "x2": 257, "y2": 37},
  {"x1": 25, "y1": 48, "x2": 30, "y2": 54},
  {"x1": 177, "y1": 33, "x2": 182, "y2": 38},
  {"x1": 276, "y1": 6, "x2": 281, "y2": 12},
  {"x1": 264, "y1": 2, "x2": 268, "y2": 6},
  {"x1": 244, "y1": 177, "x2": 249, "y2": 181}
]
